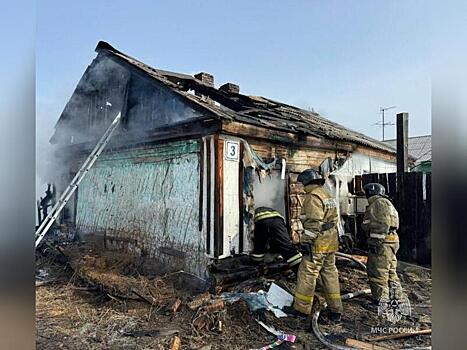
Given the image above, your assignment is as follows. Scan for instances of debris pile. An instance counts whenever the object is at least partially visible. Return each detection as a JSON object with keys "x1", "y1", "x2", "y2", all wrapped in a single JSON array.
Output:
[{"x1": 36, "y1": 244, "x2": 431, "y2": 349}]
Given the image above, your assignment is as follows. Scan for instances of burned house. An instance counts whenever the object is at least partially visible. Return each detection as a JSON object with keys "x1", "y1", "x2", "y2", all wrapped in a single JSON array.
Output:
[{"x1": 51, "y1": 41, "x2": 398, "y2": 277}]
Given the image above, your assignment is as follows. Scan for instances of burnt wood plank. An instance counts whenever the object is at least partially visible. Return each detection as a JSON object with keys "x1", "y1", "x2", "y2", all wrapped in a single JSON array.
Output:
[
  {"x1": 222, "y1": 121, "x2": 354, "y2": 152},
  {"x1": 388, "y1": 173, "x2": 397, "y2": 199},
  {"x1": 206, "y1": 137, "x2": 212, "y2": 255},
  {"x1": 214, "y1": 134, "x2": 224, "y2": 257},
  {"x1": 198, "y1": 138, "x2": 204, "y2": 232},
  {"x1": 238, "y1": 142, "x2": 244, "y2": 253},
  {"x1": 354, "y1": 175, "x2": 363, "y2": 194}
]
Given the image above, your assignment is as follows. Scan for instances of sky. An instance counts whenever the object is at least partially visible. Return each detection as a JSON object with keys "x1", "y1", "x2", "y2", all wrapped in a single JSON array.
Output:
[{"x1": 36, "y1": 0, "x2": 436, "y2": 194}]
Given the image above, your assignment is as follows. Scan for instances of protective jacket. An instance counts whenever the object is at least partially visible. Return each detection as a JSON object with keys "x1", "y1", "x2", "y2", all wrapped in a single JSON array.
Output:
[
  {"x1": 362, "y1": 195, "x2": 402, "y2": 301},
  {"x1": 362, "y1": 195, "x2": 399, "y2": 243},
  {"x1": 300, "y1": 184, "x2": 339, "y2": 253}
]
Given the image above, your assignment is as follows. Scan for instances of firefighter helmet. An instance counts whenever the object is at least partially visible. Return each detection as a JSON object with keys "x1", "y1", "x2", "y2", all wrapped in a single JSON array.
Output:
[
  {"x1": 363, "y1": 183, "x2": 385, "y2": 198},
  {"x1": 297, "y1": 169, "x2": 324, "y2": 186}
]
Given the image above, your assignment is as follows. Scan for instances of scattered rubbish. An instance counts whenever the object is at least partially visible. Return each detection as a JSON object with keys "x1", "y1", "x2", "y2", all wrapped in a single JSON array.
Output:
[
  {"x1": 37, "y1": 243, "x2": 431, "y2": 349},
  {"x1": 250, "y1": 339, "x2": 285, "y2": 350},
  {"x1": 222, "y1": 282, "x2": 293, "y2": 318},
  {"x1": 188, "y1": 292, "x2": 211, "y2": 310},
  {"x1": 312, "y1": 289, "x2": 371, "y2": 350},
  {"x1": 170, "y1": 335, "x2": 181, "y2": 350},
  {"x1": 35, "y1": 280, "x2": 56, "y2": 287},
  {"x1": 193, "y1": 315, "x2": 209, "y2": 330},
  {"x1": 171, "y1": 270, "x2": 210, "y2": 294},
  {"x1": 254, "y1": 320, "x2": 297, "y2": 350},
  {"x1": 266, "y1": 283, "x2": 293, "y2": 310},
  {"x1": 256, "y1": 320, "x2": 295, "y2": 341},
  {"x1": 222, "y1": 291, "x2": 269, "y2": 313},
  {"x1": 172, "y1": 298, "x2": 182, "y2": 313},
  {"x1": 203, "y1": 299, "x2": 225, "y2": 313},
  {"x1": 37, "y1": 268, "x2": 50, "y2": 280}
]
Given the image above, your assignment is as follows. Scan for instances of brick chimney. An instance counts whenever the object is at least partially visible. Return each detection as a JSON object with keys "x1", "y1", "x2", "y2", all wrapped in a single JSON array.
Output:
[
  {"x1": 219, "y1": 82, "x2": 240, "y2": 94},
  {"x1": 194, "y1": 72, "x2": 214, "y2": 87}
]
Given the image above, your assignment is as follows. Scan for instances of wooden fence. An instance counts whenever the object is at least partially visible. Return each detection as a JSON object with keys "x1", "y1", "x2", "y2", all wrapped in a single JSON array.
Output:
[{"x1": 351, "y1": 172, "x2": 431, "y2": 265}]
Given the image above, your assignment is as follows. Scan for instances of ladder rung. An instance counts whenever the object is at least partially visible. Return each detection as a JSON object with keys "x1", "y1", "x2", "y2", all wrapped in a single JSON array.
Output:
[{"x1": 35, "y1": 111, "x2": 122, "y2": 248}]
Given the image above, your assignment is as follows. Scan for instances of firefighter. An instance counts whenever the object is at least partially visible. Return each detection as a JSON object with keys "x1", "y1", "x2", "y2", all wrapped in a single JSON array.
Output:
[
  {"x1": 289, "y1": 169, "x2": 343, "y2": 322},
  {"x1": 362, "y1": 183, "x2": 403, "y2": 309},
  {"x1": 251, "y1": 207, "x2": 303, "y2": 274}
]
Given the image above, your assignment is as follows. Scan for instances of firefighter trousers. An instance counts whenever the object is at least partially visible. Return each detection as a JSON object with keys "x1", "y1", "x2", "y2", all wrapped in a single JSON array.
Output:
[
  {"x1": 293, "y1": 252, "x2": 343, "y2": 315},
  {"x1": 252, "y1": 217, "x2": 302, "y2": 268},
  {"x1": 367, "y1": 241, "x2": 403, "y2": 301}
]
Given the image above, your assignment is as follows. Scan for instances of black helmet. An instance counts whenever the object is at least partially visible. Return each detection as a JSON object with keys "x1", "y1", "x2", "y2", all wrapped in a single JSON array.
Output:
[
  {"x1": 363, "y1": 183, "x2": 385, "y2": 198},
  {"x1": 297, "y1": 169, "x2": 324, "y2": 186}
]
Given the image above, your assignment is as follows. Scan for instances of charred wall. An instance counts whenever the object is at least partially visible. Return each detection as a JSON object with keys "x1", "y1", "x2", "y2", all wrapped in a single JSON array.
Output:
[
  {"x1": 74, "y1": 139, "x2": 209, "y2": 277},
  {"x1": 51, "y1": 52, "x2": 206, "y2": 147}
]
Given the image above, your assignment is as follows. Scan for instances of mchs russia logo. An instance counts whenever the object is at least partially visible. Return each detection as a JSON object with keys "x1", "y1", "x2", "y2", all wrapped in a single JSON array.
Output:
[{"x1": 378, "y1": 285, "x2": 411, "y2": 324}]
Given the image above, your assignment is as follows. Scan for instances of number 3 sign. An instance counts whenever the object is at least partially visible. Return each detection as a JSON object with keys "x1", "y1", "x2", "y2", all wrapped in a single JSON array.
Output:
[{"x1": 224, "y1": 140, "x2": 240, "y2": 161}]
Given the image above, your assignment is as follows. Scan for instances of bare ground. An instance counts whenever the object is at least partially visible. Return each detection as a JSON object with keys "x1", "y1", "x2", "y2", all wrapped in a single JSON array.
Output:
[{"x1": 36, "y1": 245, "x2": 431, "y2": 350}]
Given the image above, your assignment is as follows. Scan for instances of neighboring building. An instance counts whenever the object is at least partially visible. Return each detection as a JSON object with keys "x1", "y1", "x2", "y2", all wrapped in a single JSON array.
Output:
[
  {"x1": 384, "y1": 135, "x2": 431, "y2": 172},
  {"x1": 51, "y1": 41, "x2": 397, "y2": 276}
]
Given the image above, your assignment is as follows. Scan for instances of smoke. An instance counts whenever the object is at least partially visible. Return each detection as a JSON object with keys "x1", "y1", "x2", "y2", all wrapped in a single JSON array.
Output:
[
  {"x1": 35, "y1": 55, "x2": 129, "y2": 226},
  {"x1": 52, "y1": 57, "x2": 130, "y2": 145},
  {"x1": 252, "y1": 170, "x2": 286, "y2": 217},
  {"x1": 36, "y1": 100, "x2": 62, "y2": 207},
  {"x1": 35, "y1": 52, "x2": 205, "y2": 219}
]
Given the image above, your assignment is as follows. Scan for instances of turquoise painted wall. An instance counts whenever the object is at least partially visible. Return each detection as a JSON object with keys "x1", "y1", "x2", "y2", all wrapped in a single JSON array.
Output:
[{"x1": 76, "y1": 139, "x2": 208, "y2": 275}]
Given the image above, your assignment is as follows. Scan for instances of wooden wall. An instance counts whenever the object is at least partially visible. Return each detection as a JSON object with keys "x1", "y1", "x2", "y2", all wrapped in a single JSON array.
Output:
[{"x1": 246, "y1": 138, "x2": 345, "y2": 173}]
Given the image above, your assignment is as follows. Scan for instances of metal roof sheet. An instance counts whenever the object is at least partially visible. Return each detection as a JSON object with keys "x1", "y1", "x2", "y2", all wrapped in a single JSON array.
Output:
[{"x1": 383, "y1": 135, "x2": 431, "y2": 163}]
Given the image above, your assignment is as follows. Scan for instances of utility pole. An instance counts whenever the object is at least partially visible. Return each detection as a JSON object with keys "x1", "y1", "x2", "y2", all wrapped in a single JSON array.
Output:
[
  {"x1": 379, "y1": 106, "x2": 396, "y2": 141},
  {"x1": 396, "y1": 112, "x2": 409, "y2": 173}
]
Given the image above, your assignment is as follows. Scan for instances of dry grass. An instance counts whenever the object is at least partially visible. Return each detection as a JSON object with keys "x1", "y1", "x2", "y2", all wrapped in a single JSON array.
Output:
[{"x1": 36, "y1": 246, "x2": 431, "y2": 349}]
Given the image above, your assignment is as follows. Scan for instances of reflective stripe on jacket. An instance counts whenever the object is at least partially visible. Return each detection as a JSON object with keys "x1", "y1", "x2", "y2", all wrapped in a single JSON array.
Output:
[
  {"x1": 254, "y1": 207, "x2": 284, "y2": 223},
  {"x1": 362, "y1": 195, "x2": 399, "y2": 243},
  {"x1": 300, "y1": 184, "x2": 339, "y2": 253}
]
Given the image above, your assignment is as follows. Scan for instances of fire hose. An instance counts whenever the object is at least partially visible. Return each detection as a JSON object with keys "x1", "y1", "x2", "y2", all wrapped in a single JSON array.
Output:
[
  {"x1": 311, "y1": 290, "x2": 431, "y2": 350},
  {"x1": 312, "y1": 255, "x2": 432, "y2": 350}
]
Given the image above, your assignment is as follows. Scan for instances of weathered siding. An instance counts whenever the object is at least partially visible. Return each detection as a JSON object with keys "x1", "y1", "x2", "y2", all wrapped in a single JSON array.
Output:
[{"x1": 75, "y1": 139, "x2": 209, "y2": 276}]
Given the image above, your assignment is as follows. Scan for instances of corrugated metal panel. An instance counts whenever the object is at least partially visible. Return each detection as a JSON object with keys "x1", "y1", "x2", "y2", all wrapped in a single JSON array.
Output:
[
  {"x1": 383, "y1": 135, "x2": 431, "y2": 163},
  {"x1": 75, "y1": 140, "x2": 209, "y2": 276}
]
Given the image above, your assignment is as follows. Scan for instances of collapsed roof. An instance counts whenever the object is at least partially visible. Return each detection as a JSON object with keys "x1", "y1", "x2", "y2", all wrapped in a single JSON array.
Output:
[{"x1": 95, "y1": 41, "x2": 395, "y2": 154}]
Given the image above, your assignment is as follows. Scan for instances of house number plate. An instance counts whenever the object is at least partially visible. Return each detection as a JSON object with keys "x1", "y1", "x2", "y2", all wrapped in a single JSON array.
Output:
[{"x1": 225, "y1": 140, "x2": 240, "y2": 161}]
